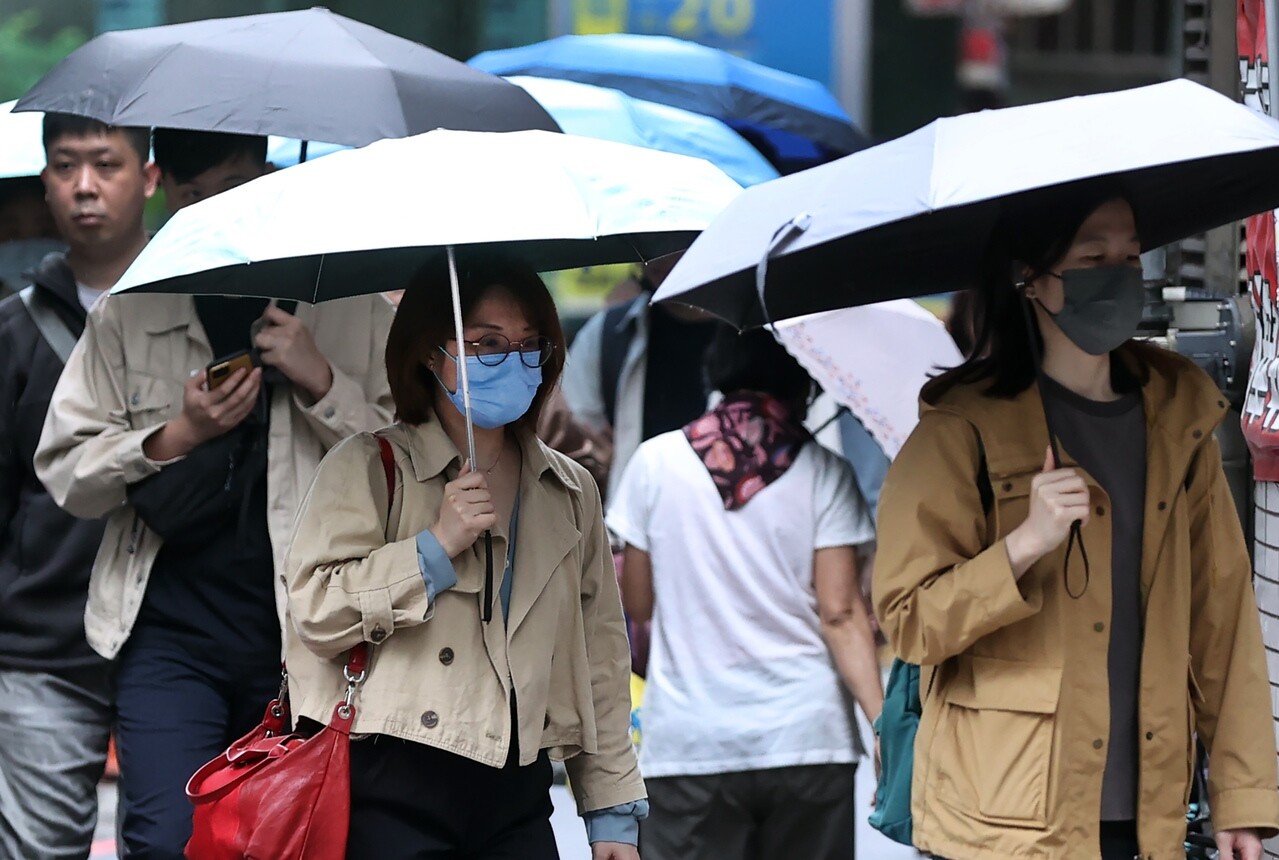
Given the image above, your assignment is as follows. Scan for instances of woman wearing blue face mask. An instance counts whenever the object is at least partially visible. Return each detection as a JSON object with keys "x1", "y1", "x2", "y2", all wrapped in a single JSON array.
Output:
[
  {"x1": 872, "y1": 181, "x2": 1279, "y2": 860},
  {"x1": 283, "y1": 256, "x2": 646, "y2": 860}
]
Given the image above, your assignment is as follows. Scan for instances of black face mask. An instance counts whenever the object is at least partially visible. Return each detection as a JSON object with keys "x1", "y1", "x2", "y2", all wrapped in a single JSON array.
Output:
[{"x1": 1036, "y1": 265, "x2": 1145, "y2": 355}]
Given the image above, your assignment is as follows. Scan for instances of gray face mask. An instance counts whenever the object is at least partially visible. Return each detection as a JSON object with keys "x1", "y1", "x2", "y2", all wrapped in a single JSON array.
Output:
[{"x1": 1036, "y1": 265, "x2": 1145, "y2": 356}]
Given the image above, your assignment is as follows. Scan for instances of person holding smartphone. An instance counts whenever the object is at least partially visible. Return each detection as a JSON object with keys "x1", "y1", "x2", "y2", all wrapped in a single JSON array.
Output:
[{"x1": 35, "y1": 128, "x2": 395, "y2": 859}]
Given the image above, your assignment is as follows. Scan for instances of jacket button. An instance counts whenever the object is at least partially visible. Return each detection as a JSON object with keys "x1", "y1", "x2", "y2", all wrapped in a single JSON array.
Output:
[
  {"x1": 1094, "y1": 622, "x2": 1105, "y2": 633},
  {"x1": 1192, "y1": 429, "x2": 1203, "y2": 439},
  {"x1": 1218, "y1": 400, "x2": 1227, "y2": 409},
  {"x1": 324, "y1": 406, "x2": 337, "y2": 419},
  {"x1": 369, "y1": 626, "x2": 387, "y2": 643},
  {"x1": 1001, "y1": 481, "x2": 1013, "y2": 492},
  {"x1": 1095, "y1": 506, "x2": 1105, "y2": 517},
  {"x1": 1158, "y1": 501, "x2": 1167, "y2": 511},
  {"x1": 421, "y1": 710, "x2": 439, "y2": 729},
  {"x1": 1146, "y1": 731, "x2": 1154, "y2": 740},
  {"x1": 1093, "y1": 738, "x2": 1104, "y2": 750},
  {"x1": 438, "y1": 647, "x2": 454, "y2": 665}
]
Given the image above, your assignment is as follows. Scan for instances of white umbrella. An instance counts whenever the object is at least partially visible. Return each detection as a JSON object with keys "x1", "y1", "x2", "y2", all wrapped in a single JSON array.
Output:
[
  {"x1": 652, "y1": 79, "x2": 1279, "y2": 326},
  {"x1": 112, "y1": 128, "x2": 741, "y2": 303},
  {"x1": 772, "y1": 301, "x2": 963, "y2": 458},
  {"x1": 112, "y1": 129, "x2": 741, "y2": 621},
  {"x1": 0, "y1": 100, "x2": 47, "y2": 180}
]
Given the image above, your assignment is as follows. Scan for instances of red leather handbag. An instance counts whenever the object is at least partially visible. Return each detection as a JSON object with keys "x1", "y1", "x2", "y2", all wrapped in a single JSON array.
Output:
[{"x1": 183, "y1": 437, "x2": 397, "y2": 860}]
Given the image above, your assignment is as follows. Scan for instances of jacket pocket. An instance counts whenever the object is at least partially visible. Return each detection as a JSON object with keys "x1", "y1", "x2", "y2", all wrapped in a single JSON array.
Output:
[
  {"x1": 125, "y1": 374, "x2": 181, "y2": 430},
  {"x1": 935, "y1": 656, "x2": 1062, "y2": 828},
  {"x1": 989, "y1": 472, "x2": 1035, "y2": 542}
]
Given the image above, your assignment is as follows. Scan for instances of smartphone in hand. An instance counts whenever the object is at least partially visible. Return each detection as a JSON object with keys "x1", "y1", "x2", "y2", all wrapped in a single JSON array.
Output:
[{"x1": 205, "y1": 350, "x2": 254, "y2": 390}]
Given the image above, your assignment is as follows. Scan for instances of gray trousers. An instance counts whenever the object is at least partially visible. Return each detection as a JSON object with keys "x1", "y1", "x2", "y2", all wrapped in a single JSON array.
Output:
[
  {"x1": 0, "y1": 667, "x2": 112, "y2": 860},
  {"x1": 642, "y1": 764, "x2": 856, "y2": 860}
]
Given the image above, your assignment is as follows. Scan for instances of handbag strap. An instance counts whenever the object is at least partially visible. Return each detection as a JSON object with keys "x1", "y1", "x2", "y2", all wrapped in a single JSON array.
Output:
[{"x1": 341, "y1": 437, "x2": 397, "y2": 699}]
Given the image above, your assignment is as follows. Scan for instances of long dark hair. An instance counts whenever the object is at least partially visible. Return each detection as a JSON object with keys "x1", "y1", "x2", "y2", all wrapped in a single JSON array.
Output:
[{"x1": 923, "y1": 179, "x2": 1143, "y2": 404}]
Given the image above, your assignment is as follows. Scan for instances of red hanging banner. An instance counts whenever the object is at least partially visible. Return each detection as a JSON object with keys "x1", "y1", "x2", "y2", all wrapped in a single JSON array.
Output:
[{"x1": 1240, "y1": 0, "x2": 1279, "y2": 479}]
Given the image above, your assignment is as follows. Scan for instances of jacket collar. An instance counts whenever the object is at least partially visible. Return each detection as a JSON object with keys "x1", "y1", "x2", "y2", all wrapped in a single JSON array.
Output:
[
  {"x1": 403, "y1": 411, "x2": 581, "y2": 494},
  {"x1": 924, "y1": 342, "x2": 1228, "y2": 481}
]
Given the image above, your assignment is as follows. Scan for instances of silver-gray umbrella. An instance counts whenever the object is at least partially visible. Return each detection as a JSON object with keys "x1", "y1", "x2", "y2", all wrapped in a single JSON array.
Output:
[{"x1": 15, "y1": 7, "x2": 559, "y2": 145}]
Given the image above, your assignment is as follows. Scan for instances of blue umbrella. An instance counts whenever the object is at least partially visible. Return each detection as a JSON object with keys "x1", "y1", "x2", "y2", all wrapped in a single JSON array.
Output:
[
  {"x1": 508, "y1": 76, "x2": 776, "y2": 188},
  {"x1": 471, "y1": 33, "x2": 867, "y2": 172}
]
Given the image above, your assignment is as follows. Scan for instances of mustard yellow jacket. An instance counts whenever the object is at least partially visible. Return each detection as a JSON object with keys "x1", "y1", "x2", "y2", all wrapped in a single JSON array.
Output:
[
  {"x1": 283, "y1": 419, "x2": 644, "y2": 815},
  {"x1": 874, "y1": 344, "x2": 1279, "y2": 859}
]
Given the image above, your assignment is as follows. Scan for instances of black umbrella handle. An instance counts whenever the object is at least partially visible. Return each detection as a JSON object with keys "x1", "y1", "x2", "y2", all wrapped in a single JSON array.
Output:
[{"x1": 482, "y1": 530, "x2": 494, "y2": 624}]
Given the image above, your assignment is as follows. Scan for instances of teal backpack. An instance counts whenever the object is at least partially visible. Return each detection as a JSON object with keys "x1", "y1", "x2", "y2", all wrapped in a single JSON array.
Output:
[{"x1": 868, "y1": 659, "x2": 924, "y2": 845}]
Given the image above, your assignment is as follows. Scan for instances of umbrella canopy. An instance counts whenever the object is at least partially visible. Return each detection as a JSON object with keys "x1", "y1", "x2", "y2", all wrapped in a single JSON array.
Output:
[
  {"x1": 110, "y1": 128, "x2": 742, "y2": 301},
  {"x1": 0, "y1": 100, "x2": 47, "y2": 179},
  {"x1": 773, "y1": 301, "x2": 962, "y2": 458},
  {"x1": 470, "y1": 33, "x2": 866, "y2": 169},
  {"x1": 16, "y1": 7, "x2": 559, "y2": 145},
  {"x1": 653, "y1": 79, "x2": 1279, "y2": 327},
  {"x1": 507, "y1": 76, "x2": 778, "y2": 188}
]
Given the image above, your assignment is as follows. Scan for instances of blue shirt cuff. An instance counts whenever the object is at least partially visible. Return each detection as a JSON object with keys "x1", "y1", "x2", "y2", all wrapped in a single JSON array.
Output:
[
  {"x1": 583, "y1": 799, "x2": 648, "y2": 845},
  {"x1": 415, "y1": 529, "x2": 458, "y2": 601}
]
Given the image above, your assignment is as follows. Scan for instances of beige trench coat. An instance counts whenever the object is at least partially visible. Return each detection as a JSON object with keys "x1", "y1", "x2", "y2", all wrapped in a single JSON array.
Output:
[
  {"x1": 34, "y1": 291, "x2": 395, "y2": 660},
  {"x1": 874, "y1": 344, "x2": 1279, "y2": 859},
  {"x1": 283, "y1": 418, "x2": 645, "y2": 815}
]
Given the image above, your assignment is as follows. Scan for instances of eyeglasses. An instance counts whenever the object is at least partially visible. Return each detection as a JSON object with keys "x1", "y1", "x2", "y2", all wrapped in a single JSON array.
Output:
[{"x1": 449, "y1": 334, "x2": 555, "y2": 368}]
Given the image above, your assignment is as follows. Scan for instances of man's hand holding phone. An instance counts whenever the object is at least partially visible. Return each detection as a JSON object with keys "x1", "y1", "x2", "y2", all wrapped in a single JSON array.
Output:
[{"x1": 142, "y1": 364, "x2": 262, "y2": 462}]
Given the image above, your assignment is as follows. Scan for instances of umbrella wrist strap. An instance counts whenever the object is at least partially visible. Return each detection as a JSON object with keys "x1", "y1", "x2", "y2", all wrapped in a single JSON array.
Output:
[{"x1": 1017, "y1": 291, "x2": 1090, "y2": 600}]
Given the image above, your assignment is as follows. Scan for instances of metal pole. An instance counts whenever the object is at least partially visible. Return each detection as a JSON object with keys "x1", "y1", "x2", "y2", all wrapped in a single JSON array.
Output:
[{"x1": 445, "y1": 245, "x2": 477, "y2": 467}]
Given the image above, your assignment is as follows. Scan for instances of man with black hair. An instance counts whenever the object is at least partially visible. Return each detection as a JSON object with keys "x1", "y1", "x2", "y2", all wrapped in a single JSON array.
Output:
[
  {"x1": 151, "y1": 128, "x2": 269, "y2": 210},
  {"x1": 36, "y1": 127, "x2": 395, "y2": 859},
  {"x1": 0, "y1": 113, "x2": 157, "y2": 860}
]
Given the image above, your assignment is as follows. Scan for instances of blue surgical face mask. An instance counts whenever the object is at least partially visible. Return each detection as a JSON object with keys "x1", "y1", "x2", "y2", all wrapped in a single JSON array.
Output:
[{"x1": 434, "y1": 348, "x2": 542, "y2": 429}]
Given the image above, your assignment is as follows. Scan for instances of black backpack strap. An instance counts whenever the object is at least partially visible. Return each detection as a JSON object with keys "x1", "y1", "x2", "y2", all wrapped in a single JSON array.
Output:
[
  {"x1": 599, "y1": 299, "x2": 640, "y2": 427},
  {"x1": 19, "y1": 286, "x2": 77, "y2": 365}
]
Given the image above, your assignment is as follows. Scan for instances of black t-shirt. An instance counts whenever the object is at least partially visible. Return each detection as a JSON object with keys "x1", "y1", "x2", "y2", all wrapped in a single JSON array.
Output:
[
  {"x1": 137, "y1": 297, "x2": 279, "y2": 661},
  {"x1": 1041, "y1": 373, "x2": 1146, "y2": 822}
]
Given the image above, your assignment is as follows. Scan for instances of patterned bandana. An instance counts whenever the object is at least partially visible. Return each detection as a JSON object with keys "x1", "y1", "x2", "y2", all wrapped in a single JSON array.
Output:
[{"x1": 683, "y1": 392, "x2": 808, "y2": 511}]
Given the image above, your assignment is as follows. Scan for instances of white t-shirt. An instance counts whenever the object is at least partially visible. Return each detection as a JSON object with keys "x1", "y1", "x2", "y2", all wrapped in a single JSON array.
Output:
[
  {"x1": 76, "y1": 283, "x2": 104, "y2": 311},
  {"x1": 607, "y1": 430, "x2": 876, "y2": 778}
]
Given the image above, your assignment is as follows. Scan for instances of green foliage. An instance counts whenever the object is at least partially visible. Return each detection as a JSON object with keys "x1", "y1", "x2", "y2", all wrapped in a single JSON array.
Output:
[{"x1": 0, "y1": 10, "x2": 85, "y2": 101}]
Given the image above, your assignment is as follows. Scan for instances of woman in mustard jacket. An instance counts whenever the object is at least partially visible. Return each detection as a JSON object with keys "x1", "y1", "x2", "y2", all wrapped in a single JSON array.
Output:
[{"x1": 873, "y1": 181, "x2": 1279, "y2": 860}]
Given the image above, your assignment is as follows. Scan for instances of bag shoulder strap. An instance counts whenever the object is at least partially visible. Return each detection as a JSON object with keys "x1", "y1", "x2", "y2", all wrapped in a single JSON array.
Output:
[
  {"x1": 599, "y1": 300, "x2": 639, "y2": 426},
  {"x1": 19, "y1": 286, "x2": 77, "y2": 365},
  {"x1": 376, "y1": 435, "x2": 397, "y2": 500},
  {"x1": 342, "y1": 438, "x2": 397, "y2": 676}
]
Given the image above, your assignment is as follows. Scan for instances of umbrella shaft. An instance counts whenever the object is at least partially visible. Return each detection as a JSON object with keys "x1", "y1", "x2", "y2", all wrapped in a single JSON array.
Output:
[{"x1": 446, "y1": 245, "x2": 478, "y2": 466}]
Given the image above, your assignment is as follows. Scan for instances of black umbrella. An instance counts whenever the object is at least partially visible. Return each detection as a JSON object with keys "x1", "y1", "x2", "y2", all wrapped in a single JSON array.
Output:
[{"x1": 15, "y1": 7, "x2": 559, "y2": 145}]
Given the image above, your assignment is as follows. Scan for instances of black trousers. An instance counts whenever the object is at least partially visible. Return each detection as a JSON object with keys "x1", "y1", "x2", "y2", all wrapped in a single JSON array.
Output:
[
  {"x1": 346, "y1": 735, "x2": 559, "y2": 860},
  {"x1": 642, "y1": 764, "x2": 856, "y2": 860}
]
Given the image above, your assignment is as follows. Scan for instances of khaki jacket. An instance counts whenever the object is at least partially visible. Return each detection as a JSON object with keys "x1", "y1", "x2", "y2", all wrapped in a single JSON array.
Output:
[
  {"x1": 34, "y1": 291, "x2": 395, "y2": 660},
  {"x1": 874, "y1": 344, "x2": 1279, "y2": 860},
  {"x1": 283, "y1": 418, "x2": 644, "y2": 815}
]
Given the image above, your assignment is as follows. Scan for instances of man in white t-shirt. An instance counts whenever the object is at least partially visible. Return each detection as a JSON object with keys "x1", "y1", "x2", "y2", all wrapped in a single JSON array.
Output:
[{"x1": 607, "y1": 325, "x2": 884, "y2": 860}]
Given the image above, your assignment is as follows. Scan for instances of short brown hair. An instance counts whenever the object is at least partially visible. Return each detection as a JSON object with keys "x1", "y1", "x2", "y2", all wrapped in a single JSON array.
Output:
[{"x1": 386, "y1": 253, "x2": 566, "y2": 429}]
